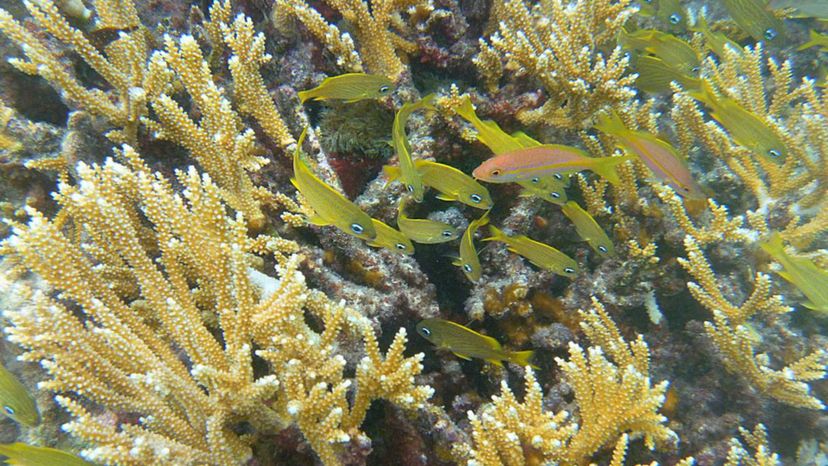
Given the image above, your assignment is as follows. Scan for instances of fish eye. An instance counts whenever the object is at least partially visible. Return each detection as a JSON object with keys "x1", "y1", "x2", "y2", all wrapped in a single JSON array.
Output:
[
  {"x1": 420, "y1": 327, "x2": 431, "y2": 337},
  {"x1": 564, "y1": 267, "x2": 576, "y2": 274},
  {"x1": 691, "y1": 66, "x2": 700, "y2": 73},
  {"x1": 442, "y1": 230, "x2": 454, "y2": 238},
  {"x1": 351, "y1": 223, "x2": 364, "y2": 234},
  {"x1": 470, "y1": 194, "x2": 482, "y2": 204},
  {"x1": 491, "y1": 169, "x2": 501, "y2": 177},
  {"x1": 531, "y1": 177, "x2": 540, "y2": 184},
  {"x1": 3, "y1": 406, "x2": 14, "y2": 416},
  {"x1": 463, "y1": 264, "x2": 473, "y2": 273},
  {"x1": 395, "y1": 243, "x2": 407, "y2": 250},
  {"x1": 406, "y1": 184, "x2": 415, "y2": 192},
  {"x1": 598, "y1": 245, "x2": 608, "y2": 253},
  {"x1": 553, "y1": 173, "x2": 563, "y2": 180},
  {"x1": 550, "y1": 192, "x2": 561, "y2": 199},
  {"x1": 669, "y1": 13, "x2": 681, "y2": 24},
  {"x1": 379, "y1": 85, "x2": 390, "y2": 94},
  {"x1": 768, "y1": 148, "x2": 781, "y2": 158},
  {"x1": 764, "y1": 28, "x2": 777, "y2": 41}
]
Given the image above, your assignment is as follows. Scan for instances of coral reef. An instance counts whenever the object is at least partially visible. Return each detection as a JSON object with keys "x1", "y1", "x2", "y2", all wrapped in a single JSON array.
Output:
[{"x1": 0, "y1": 0, "x2": 825, "y2": 464}]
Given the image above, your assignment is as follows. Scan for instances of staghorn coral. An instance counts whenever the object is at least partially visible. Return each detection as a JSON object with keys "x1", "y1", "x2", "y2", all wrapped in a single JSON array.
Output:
[
  {"x1": 273, "y1": 0, "x2": 433, "y2": 79},
  {"x1": 459, "y1": 298, "x2": 676, "y2": 465},
  {"x1": 476, "y1": 0, "x2": 638, "y2": 128},
  {"x1": 0, "y1": 0, "x2": 159, "y2": 145},
  {"x1": 0, "y1": 153, "x2": 433, "y2": 465}
]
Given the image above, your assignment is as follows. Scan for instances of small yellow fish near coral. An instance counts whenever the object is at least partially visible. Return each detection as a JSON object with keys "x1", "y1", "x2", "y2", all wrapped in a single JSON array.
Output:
[
  {"x1": 595, "y1": 111, "x2": 705, "y2": 200},
  {"x1": 367, "y1": 218, "x2": 414, "y2": 255},
  {"x1": 0, "y1": 443, "x2": 92, "y2": 465},
  {"x1": 619, "y1": 28, "x2": 699, "y2": 74},
  {"x1": 760, "y1": 233, "x2": 828, "y2": 313},
  {"x1": 633, "y1": 55, "x2": 701, "y2": 94},
  {"x1": 397, "y1": 201, "x2": 460, "y2": 244},
  {"x1": 689, "y1": 81, "x2": 789, "y2": 163},
  {"x1": 484, "y1": 225, "x2": 579, "y2": 278},
  {"x1": 0, "y1": 363, "x2": 38, "y2": 427},
  {"x1": 723, "y1": 0, "x2": 786, "y2": 42},
  {"x1": 797, "y1": 29, "x2": 828, "y2": 51},
  {"x1": 291, "y1": 128, "x2": 376, "y2": 240},
  {"x1": 391, "y1": 94, "x2": 436, "y2": 202},
  {"x1": 297, "y1": 73, "x2": 395, "y2": 103},
  {"x1": 472, "y1": 145, "x2": 632, "y2": 186},
  {"x1": 560, "y1": 201, "x2": 615, "y2": 256},
  {"x1": 385, "y1": 160, "x2": 493, "y2": 209},
  {"x1": 416, "y1": 318, "x2": 535, "y2": 367},
  {"x1": 454, "y1": 212, "x2": 489, "y2": 282}
]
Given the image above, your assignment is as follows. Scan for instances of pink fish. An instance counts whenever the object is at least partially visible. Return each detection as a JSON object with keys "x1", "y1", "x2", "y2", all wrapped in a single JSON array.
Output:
[
  {"x1": 595, "y1": 111, "x2": 705, "y2": 200},
  {"x1": 472, "y1": 145, "x2": 632, "y2": 185}
]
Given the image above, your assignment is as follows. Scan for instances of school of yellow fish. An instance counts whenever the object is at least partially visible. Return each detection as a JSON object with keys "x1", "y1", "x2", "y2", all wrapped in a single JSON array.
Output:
[{"x1": 2, "y1": 2, "x2": 828, "y2": 460}]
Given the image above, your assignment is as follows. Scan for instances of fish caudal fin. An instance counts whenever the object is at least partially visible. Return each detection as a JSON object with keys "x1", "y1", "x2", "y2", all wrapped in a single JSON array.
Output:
[
  {"x1": 594, "y1": 110, "x2": 627, "y2": 136},
  {"x1": 589, "y1": 155, "x2": 634, "y2": 186},
  {"x1": 383, "y1": 165, "x2": 401, "y2": 182},
  {"x1": 508, "y1": 350, "x2": 537, "y2": 369},
  {"x1": 482, "y1": 224, "x2": 507, "y2": 242},
  {"x1": 297, "y1": 89, "x2": 316, "y2": 103}
]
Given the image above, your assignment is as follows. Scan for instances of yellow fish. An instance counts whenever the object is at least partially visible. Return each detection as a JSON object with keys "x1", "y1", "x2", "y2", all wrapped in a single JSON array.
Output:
[
  {"x1": 367, "y1": 218, "x2": 414, "y2": 255},
  {"x1": 692, "y1": 14, "x2": 742, "y2": 57},
  {"x1": 385, "y1": 160, "x2": 493, "y2": 209},
  {"x1": 0, "y1": 443, "x2": 92, "y2": 465},
  {"x1": 760, "y1": 233, "x2": 828, "y2": 313},
  {"x1": 797, "y1": 29, "x2": 828, "y2": 51},
  {"x1": 517, "y1": 175, "x2": 569, "y2": 205},
  {"x1": 595, "y1": 111, "x2": 705, "y2": 199},
  {"x1": 397, "y1": 202, "x2": 460, "y2": 244},
  {"x1": 633, "y1": 55, "x2": 701, "y2": 94},
  {"x1": 689, "y1": 82, "x2": 789, "y2": 163},
  {"x1": 560, "y1": 201, "x2": 614, "y2": 256},
  {"x1": 723, "y1": 0, "x2": 786, "y2": 42},
  {"x1": 298, "y1": 73, "x2": 395, "y2": 103},
  {"x1": 391, "y1": 94, "x2": 436, "y2": 202},
  {"x1": 484, "y1": 225, "x2": 578, "y2": 278},
  {"x1": 453, "y1": 97, "x2": 524, "y2": 154},
  {"x1": 473, "y1": 145, "x2": 633, "y2": 186},
  {"x1": 454, "y1": 212, "x2": 489, "y2": 282},
  {"x1": 620, "y1": 28, "x2": 700, "y2": 74},
  {"x1": 416, "y1": 318, "x2": 535, "y2": 367},
  {"x1": 291, "y1": 128, "x2": 376, "y2": 240},
  {"x1": 0, "y1": 363, "x2": 38, "y2": 427}
]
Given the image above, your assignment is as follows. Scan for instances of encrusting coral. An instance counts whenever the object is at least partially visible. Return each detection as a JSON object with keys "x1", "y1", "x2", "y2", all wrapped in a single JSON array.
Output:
[
  {"x1": 476, "y1": 0, "x2": 638, "y2": 128},
  {"x1": 0, "y1": 151, "x2": 433, "y2": 465}
]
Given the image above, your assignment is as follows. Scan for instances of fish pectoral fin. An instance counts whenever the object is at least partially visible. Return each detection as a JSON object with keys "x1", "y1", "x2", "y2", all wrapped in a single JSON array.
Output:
[
  {"x1": 435, "y1": 193, "x2": 457, "y2": 202},
  {"x1": 452, "y1": 352, "x2": 473, "y2": 361}
]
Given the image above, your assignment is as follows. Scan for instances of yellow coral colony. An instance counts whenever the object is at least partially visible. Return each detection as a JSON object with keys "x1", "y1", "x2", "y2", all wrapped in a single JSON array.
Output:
[
  {"x1": 459, "y1": 298, "x2": 675, "y2": 465},
  {"x1": 477, "y1": 0, "x2": 638, "y2": 128},
  {"x1": 274, "y1": 0, "x2": 432, "y2": 79},
  {"x1": 668, "y1": 44, "x2": 828, "y2": 410},
  {"x1": 0, "y1": 154, "x2": 432, "y2": 465}
]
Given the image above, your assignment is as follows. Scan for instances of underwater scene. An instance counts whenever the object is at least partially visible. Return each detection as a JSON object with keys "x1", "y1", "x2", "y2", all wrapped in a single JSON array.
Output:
[{"x1": 0, "y1": 0, "x2": 826, "y2": 464}]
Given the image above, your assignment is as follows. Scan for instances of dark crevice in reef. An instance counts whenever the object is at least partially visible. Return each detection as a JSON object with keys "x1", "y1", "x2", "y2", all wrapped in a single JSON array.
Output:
[{"x1": 1, "y1": 66, "x2": 69, "y2": 125}]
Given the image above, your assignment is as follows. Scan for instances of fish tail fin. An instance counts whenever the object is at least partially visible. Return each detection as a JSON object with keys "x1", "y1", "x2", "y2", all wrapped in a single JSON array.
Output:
[
  {"x1": 594, "y1": 110, "x2": 627, "y2": 136},
  {"x1": 759, "y1": 231, "x2": 786, "y2": 256},
  {"x1": 483, "y1": 224, "x2": 507, "y2": 242},
  {"x1": 383, "y1": 164, "x2": 401, "y2": 182},
  {"x1": 797, "y1": 30, "x2": 820, "y2": 51},
  {"x1": 297, "y1": 89, "x2": 315, "y2": 104},
  {"x1": 508, "y1": 350, "x2": 537, "y2": 369},
  {"x1": 590, "y1": 155, "x2": 633, "y2": 186},
  {"x1": 454, "y1": 96, "x2": 480, "y2": 124}
]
